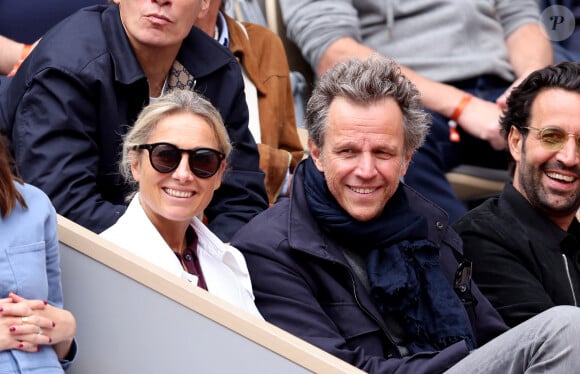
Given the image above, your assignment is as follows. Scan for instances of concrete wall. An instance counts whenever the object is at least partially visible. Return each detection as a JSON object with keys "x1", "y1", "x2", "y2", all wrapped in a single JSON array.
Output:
[{"x1": 57, "y1": 215, "x2": 362, "y2": 374}]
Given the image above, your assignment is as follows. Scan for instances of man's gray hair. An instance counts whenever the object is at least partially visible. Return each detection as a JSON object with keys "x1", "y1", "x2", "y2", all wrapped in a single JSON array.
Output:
[{"x1": 305, "y1": 55, "x2": 430, "y2": 154}]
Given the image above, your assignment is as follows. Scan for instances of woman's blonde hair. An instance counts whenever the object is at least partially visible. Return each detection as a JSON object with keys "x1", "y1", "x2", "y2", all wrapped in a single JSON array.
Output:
[{"x1": 120, "y1": 90, "x2": 232, "y2": 188}]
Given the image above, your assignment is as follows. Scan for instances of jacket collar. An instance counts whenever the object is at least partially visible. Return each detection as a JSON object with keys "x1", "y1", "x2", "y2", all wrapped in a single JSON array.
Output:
[
  {"x1": 177, "y1": 25, "x2": 236, "y2": 78},
  {"x1": 102, "y1": 5, "x2": 236, "y2": 86},
  {"x1": 499, "y1": 183, "x2": 580, "y2": 253},
  {"x1": 102, "y1": 5, "x2": 147, "y2": 86},
  {"x1": 114, "y1": 193, "x2": 250, "y2": 274},
  {"x1": 225, "y1": 14, "x2": 267, "y2": 95},
  {"x1": 287, "y1": 160, "x2": 338, "y2": 261},
  {"x1": 404, "y1": 182, "x2": 460, "y2": 253},
  {"x1": 101, "y1": 195, "x2": 261, "y2": 317},
  {"x1": 103, "y1": 193, "x2": 185, "y2": 276}
]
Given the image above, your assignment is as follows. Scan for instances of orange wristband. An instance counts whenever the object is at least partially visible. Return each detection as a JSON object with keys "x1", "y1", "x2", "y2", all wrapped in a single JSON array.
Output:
[
  {"x1": 7, "y1": 44, "x2": 33, "y2": 77},
  {"x1": 448, "y1": 94, "x2": 473, "y2": 142},
  {"x1": 450, "y1": 93, "x2": 473, "y2": 122}
]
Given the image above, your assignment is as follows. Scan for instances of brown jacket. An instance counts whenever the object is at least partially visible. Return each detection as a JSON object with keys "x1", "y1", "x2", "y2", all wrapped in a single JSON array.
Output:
[{"x1": 226, "y1": 14, "x2": 304, "y2": 203}]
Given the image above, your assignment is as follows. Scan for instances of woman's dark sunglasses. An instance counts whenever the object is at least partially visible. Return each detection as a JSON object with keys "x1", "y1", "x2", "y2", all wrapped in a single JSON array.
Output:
[{"x1": 135, "y1": 142, "x2": 225, "y2": 178}]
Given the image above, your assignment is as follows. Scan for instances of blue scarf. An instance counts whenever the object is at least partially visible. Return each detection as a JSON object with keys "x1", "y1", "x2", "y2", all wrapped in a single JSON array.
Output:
[{"x1": 303, "y1": 158, "x2": 475, "y2": 353}]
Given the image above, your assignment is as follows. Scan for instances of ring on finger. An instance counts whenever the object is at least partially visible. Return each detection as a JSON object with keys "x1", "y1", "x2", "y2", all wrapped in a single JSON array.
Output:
[
  {"x1": 21, "y1": 316, "x2": 31, "y2": 324},
  {"x1": 37, "y1": 326, "x2": 42, "y2": 335}
]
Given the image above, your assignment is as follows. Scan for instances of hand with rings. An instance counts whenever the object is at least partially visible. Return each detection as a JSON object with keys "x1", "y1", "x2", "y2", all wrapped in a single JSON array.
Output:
[
  {"x1": 8, "y1": 293, "x2": 76, "y2": 359},
  {"x1": 0, "y1": 295, "x2": 53, "y2": 352},
  {"x1": 22, "y1": 317, "x2": 44, "y2": 335},
  {"x1": 12, "y1": 313, "x2": 54, "y2": 351}
]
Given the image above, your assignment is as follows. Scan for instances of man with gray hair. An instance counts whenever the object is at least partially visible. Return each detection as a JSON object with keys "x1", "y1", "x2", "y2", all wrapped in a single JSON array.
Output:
[
  {"x1": 280, "y1": 0, "x2": 553, "y2": 222},
  {"x1": 232, "y1": 56, "x2": 580, "y2": 373}
]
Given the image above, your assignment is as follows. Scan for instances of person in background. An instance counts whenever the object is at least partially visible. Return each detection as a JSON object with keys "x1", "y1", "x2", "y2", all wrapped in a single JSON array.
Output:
[
  {"x1": 101, "y1": 90, "x2": 261, "y2": 317},
  {"x1": 231, "y1": 55, "x2": 580, "y2": 373},
  {"x1": 0, "y1": 1, "x2": 268, "y2": 242},
  {"x1": 280, "y1": 0, "x2": 553, "y2": 221},
  {"x1": 195, "y1": 0, "x2": 304, "y2": 203},
  {"x1": 453, "y1": 62, "x2": 580, "y2": 327},
  {"x1": 0, "y1": 135, "x2": 77, "y2": 372}
]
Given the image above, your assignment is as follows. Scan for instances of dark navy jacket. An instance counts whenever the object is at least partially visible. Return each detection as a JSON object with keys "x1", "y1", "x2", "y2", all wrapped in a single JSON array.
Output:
[
  {"x1": 231, "y1": 160, "x2": 508, "y2": 373},
  {"x1": 0, "y1": 5, "x2": 268, "y2": 241}
]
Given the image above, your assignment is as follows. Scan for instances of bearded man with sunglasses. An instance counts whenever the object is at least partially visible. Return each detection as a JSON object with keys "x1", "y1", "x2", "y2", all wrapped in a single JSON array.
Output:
[{"x1": 453, "y1": 61, "x2": 580, "y2": 328}]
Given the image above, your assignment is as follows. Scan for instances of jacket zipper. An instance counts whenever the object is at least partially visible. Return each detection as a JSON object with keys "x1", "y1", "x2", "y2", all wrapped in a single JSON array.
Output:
[
  {"x1": 561, "y1": 254, "x2": 578, "y2": 306},
  {"x1": 344, "y1": 265, "x2": 405, "y2": 357}
]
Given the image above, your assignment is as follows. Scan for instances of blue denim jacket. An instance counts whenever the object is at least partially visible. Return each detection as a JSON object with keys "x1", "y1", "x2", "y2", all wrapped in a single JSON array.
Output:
[{"x1": 0, "y1": 183, "x2": 72, "y2": 373}]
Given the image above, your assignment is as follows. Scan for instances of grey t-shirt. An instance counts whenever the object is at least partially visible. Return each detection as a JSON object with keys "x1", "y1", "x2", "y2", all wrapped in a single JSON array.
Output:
[{"x1": 281, "y1": 0, "x2": 540, "y2": 82}]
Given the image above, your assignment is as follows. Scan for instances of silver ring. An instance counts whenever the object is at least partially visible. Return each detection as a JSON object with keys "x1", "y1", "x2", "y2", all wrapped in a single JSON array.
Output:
[{"x1": 37, "y1": 326, "x2": 42, "y2": 335}]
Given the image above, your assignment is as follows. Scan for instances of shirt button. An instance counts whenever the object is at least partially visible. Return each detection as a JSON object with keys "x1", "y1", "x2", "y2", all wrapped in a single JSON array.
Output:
[
  {"x1": 184, "y1": 254, "x2": 193, "y2": 262},
  {"x1": 436, "y1": 221, "x2": 444, "y2": 230}
]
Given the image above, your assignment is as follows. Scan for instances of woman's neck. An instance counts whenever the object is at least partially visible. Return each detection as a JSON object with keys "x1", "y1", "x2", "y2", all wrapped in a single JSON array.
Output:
[
  {"x1": 138, "y1": 196, "x2": 191, "y2": 253},
  {"x1": 158, "y1": 222, "x2": 190, "y2": 254}
]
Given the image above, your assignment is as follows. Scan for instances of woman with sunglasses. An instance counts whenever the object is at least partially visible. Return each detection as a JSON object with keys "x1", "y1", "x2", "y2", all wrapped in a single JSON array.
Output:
[
  {"x1": 0, "y1": 135, "x2": 77, "y2": 372},
  {"x1": 100, "y1": 90, "x2": 261, "y2": 317},
  {"x1": 1, "y1": 1, "x2": 268, "y2": 243}
]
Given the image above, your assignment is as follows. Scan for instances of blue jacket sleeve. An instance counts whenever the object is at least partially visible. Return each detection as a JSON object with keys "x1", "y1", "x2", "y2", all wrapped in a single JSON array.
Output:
[
  {"x1": 18, "y1": 184, "x2": 78, "y2": 369},
  {"x1": 43, "y1": 198, "x2": 78, "y2": 369},
  {"x1": 44, "y1": 196, "x2": 63, "y2": 309}
]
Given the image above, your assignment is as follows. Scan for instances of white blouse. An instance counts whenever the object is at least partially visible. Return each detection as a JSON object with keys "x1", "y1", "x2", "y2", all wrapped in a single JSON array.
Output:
[{"x1": 100, "y1": 194, "x2": 262, "y2": 318}]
